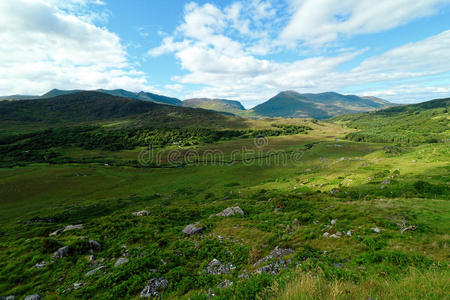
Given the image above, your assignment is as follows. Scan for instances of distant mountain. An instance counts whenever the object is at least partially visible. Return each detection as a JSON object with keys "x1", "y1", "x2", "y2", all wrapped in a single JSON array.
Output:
[
  {"x1": 0, "y1": 91, "x2": 244, "y2": 128},
  {"x1": 251, "y1": 91, "x2": 393, "y2": 119},
  {"x1": 13, "y1": 88, "x2": 183, "y2": 106},
  {"x1": 183, "y1": 98, "x2": 246, "y2": 114},
  {"x1": 335, "y1": 97, "x2": 449, "y2": 143}
]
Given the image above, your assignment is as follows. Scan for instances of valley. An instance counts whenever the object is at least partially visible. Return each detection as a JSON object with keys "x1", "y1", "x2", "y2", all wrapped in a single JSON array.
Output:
[{"x1": 0, "y1": 93, "x2": 448, "y2": 299}]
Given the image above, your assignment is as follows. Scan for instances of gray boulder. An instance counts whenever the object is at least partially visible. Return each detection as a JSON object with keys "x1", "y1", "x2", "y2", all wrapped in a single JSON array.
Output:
[
  {"x1": 218, "y1": 279, "x2": 233, "y2": 289},
  {"x1": 253, "y1": 246, "x2": 295, "y2": 267},
  {"x1": 63, "y1": 224, "x2": 83, "y2": 232},
  {"x1": 133, "y1": 210, "x2": 150, "y2": 217},
  {"x1": 24, "y1": 296, "x2": 40, "y2": 300},
  {"x1": 215, "y1": 206, "x2": 244, "y2": 217},
  {"x1": 205, "y1": 259, "x2": 234, "y2": 275},
  {"x1": 182, "y1": 222, "x2": 204, "y2": 235},
  {"x1": 140, "y1": 278, "x2": 168, "y2": 298},
  {"x1": 255, "y1": 259, "x2": 288, "y2": 275},
  {"x1": 0, "y1": 296, "x2": 15, "y2": 300},
  {"x1": 52, "y1": 246, "x2": 70, "y2": 259},
  {"x1": 114, "y1": 257, "x2": 129, "y2": 267},
  {"x1": 85, "y1": 266, "x2": 105, "y2": 277},
  {"x1": 88, "y1": 240, "x2": 102, "y2": 252}
]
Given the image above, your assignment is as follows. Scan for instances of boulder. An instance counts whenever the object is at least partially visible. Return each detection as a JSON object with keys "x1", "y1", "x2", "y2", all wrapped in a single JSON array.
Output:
[
  {"x1": 182, "y1": 222, "x2": 204, "y2": 235},
  {"x1": 24, "y1": 296, "x2": 40, "y2": 300},
  {"x1": 205, "y1": 259, "x2": 234, "y2": 275},
  {"x1": 330, "y1": 219, "x2": 337, "y2": 225},
  {"x1": 253, "y1": 246, "x2": 294, "y2": 267},
  {"x1": 73, "y1": 282, "x2": 84, "y2": 290},
  {"x1": 255, "y1": 259, "x2": 288, "y2": 275},
  {"x1": 34, "y1": 261, "x2": 46, "y2": 269},
  {"x1": 140, "y1": 278, "x2": 168, "y2": 298},
  {"x1": 218, "y1": 279, "x2": 233, "y2": 289},
  {"x1": 215, "y1": 206, "x2": 244, "y2": 217},
  {"x1": 133, "y1": 210, "x2": 150, "y2": 217},
  {"x1": 0, "y1": 296, "x2": 15, "y2": 300},
  {"x1": 114, "y1": 257, "x2": 129, "y2": 267},
  {"x1": 372, "y1": 227, "x2": 381, "y2": 233},
  {"x1": 63, "y1": 224, "x2": 83, "y2": 232},
  {"x1": 52, "y1": 246, "x2": 70, "y2": 259},
  {"x1": 85, "y1": 266, "x2": 105, "y2": 277},
  {"x1": 88, "y1": 240, "x2": 102, "y2": 252}
]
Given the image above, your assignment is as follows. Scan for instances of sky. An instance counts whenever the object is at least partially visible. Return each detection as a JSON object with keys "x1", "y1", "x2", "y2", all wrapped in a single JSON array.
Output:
[{"x1": 1, "y1": 0, "x2": 450, "y2": 107}]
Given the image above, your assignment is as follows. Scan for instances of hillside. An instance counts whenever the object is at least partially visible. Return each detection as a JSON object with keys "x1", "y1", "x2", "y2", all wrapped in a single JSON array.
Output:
[
  {"x1": 251, "y1": 91, "x2": 393, "y2": 119},
  {"x1": 7, "y1": 88, "x2": 183, "y2": 106},
  {"x1": 183, "y1": 98, "x2": 246, "y2": 114},
  {"x1": 0, "y1": 91, "x2": 243, "y2": 128},
  {"x1": 335, "y1": 97, "x2": 450, "y2": 143}
]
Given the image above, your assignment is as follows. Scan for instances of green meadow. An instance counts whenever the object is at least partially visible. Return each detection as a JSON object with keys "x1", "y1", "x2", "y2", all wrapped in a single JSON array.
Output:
[{"x1": 0, "y1": 113, "x2": 448, "y2": 299}]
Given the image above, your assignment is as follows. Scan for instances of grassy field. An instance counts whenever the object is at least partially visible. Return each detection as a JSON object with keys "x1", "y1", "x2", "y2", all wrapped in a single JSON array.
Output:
[{"x1": 0, "y1": 119, "x2": 448, "y2": 299}]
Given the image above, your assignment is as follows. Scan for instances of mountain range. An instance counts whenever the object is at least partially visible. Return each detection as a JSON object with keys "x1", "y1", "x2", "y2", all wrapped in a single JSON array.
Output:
[
  {"x1": 251, "y1": 91, "x2": 393, "y2": 119},
  {"x1": 0, "y1": 88, "x2": 394, "y2": 119}
]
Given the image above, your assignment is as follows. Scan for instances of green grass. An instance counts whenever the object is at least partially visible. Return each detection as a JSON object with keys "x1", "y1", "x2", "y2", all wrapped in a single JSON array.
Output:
[{"x1": 0, "y1": 119, "x2": 448, "y2": 299}]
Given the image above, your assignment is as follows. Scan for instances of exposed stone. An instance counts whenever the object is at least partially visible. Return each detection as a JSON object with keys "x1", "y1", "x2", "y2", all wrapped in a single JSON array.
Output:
[
  {"x1": 0, "y1": 296, "x2": 15, "y2": 300},
  {"x1": 346, "y1": 230, "x2": 352, "y2": 237},
  {"x1": 218, "y1": 279, "x2": 233, "y2": 289},
  {"x1": 215, "y1": 206, "x2": 244, "y2": 217},
  {"x1": 63, "y1": 224, "x2": 83, "y2": 232},
  {"x1": 73, "y1": 282, "x2": 84, "y2": 290},
  {"x1": 292, "y1": 218, "x2": 299, "y2": 225},
  {"x1": 114, "y1": 257, "x2": 129, "y2": 267},
  {"x1": 133, "y1": 210, "x2": 150, "y2": 217},
  {"x1": 52, "y1": 246, "x2": 70, "y2": 259},
  {"x1": 182, "y1": 222, "x2": 204, "y2": 235},
  {"x1": 205, "y1": 259, "x2": 234, "y2": 275},
  {"x1": 305, "y1": 168, "x2": 312, "y2": 172},
  {"x1": 140, "y1": 278, "x2": 168, "y2": 298},
  {"x1": 253, "y1": 246, "x2": 295, "y2": 267},
  {"x1": 24, "y1": 295, "x2": 40, "y2": 300},
  {"x1": 34, "y1": 261, "x2": 46, "y2": 269},
  {"x1": 88, "y1": 240, "x2": 102, "y2": 252},
  {"x1": 372, "y1": 227, "x2": 381, "y2": 233},
  {"x1": 85, "y1": 266, "x2": 105, "y2": 276},
  {"x1": 331, "y1": 219, "x2": 337, "y2": 225},
  {"x1": 255, "y1": 259, "x2": 288, "y2": 275},
  {"x1": 323, "y1": 232, "x2": 330, "y2": 237}
]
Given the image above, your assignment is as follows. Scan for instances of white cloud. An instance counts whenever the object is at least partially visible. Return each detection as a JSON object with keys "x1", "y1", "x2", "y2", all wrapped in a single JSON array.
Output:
[
  {"x1": 280, "y1": 0, "x2": 450, "y2": 46},
  {"x1": 149, "y1": 1, "x2": 450, "y2": 106},
  {"x1": 0, "y1": 0, "x2": 155, "y2": 95}
]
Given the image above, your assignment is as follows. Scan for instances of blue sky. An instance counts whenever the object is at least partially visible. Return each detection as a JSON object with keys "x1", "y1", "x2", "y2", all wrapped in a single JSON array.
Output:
[{"x1": 1, "y1": 0, "x2": 450, "y2": 107}]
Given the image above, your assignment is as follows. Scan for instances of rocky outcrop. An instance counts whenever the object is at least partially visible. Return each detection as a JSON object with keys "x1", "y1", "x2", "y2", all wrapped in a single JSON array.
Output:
[
  {"x1": 133, "y1": 210, "x2": 150, "y2": 217},
  {"x1": 114, "y1": 257, "x2": 129, "y2": 267},
  {"x1": 205, "y1": 259, "x2": 234, "y2": 275},
  {"x1": 182, "y1": 222, "x2": 204, "y2": 235},
  {"x1": 140, "y1": 278, "x2": 168, "y2": 298},
  {"x1": 52, "y1": 246, "x2": 70, "y2": 259},
  {"x1": 215, "y1": 206, "x2": 244, "y2": 217},
  {"x1": 253, "y1": 247, "x2": 294, "y2": 267}
]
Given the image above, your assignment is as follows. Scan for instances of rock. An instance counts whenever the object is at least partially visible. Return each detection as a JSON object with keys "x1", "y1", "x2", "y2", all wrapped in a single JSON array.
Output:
[
  {"x1": 382, "y1": 179, "x2": 391, "y2": 185},
  {"x1": 140, "y1": 278, "x2": 168, "y2": 298},
  {"x1": 305, "y1": 168, "x2": 312, "y2": 172},
  {"x1": 73, "y1": 282, "x2": 84, "y2": 289},
  {"x1": 372, "y1": 227, "x2": 381, "y2": 233},
  {"x1": 253, "y1": 246, "x2": 294, "y2": 267},
  {"x1": 330, "y1": 219, "x2": 337, "y2": 225},
  {"x1": 24, "y1": 295, "x2": 40, "y2": 300},
  {"x1": 133, "y1": 210, "x2": 150, "y2": 217},
  {"x1": 346, "y1": 230, "x2": 352, "y2": 237},
  {"x1": 322, "y1": 232, "x2": 330, "y2": 237},
  {"x1": 0, "y1": 296, "x2": 15, "y2": 300},
  {"x1": 255, "y1": 259, "x2": 287, "y2": 275},
  {"x1": 63, "y1": 224, "x2": 83, "y2": 232},
  {"x1": 114, "y1": 257, "x2": 129, "y2": 267},
  {"x1": 292, "y1": 218, "x2": 299, "y2": 225},
  {"x1": 273, "y1": 208, "x2": 280, "y2": 212},
  {"x1": 53, "y1": 246, "x2": 70, "y2": 259},
  {"x1": 205, "y1": 259, "x2": 234, "y2": 275},
  {"x1": 34, "y1": 261, "x2": 46, "y2": 269},
  {"x1": 88, "y1": 240, "x2": 102, "y2": 252},
  {"x1": 89, "y1": 255, "x2": 95, "y2": 263},
  {"x1": 215, "y1": 206, "x2": 244, "y2": 217},
  {"x1": 182, "y1": 222, "x2": 204, "y2": 235},
  {"x1": 380, "y1": 185, "x2": 385, "y2": 189},
  {"x1": 218, "y1": 279, "x2": 233, "y2": 289},
  {"x1": 85, "y1": 266, "x2": 105, "y2": 276},
  {"x1": 49, "y1": 228, "x2": 63, "y2": 236}
]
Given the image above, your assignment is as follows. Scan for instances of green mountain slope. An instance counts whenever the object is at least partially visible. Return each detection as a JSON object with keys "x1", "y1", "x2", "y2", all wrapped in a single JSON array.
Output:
[
  {"x1": 183, "y1": 98, "x2": 246, "y2": 114},
  {"x1": 14, "y1": 88, "x2": 183, "y2": 106},
  {"x1": 335, "y1": 97, "x2": 450, "y2": 143},
  {"x1": 251, "y1": 91, "x2": 393, "y2": 119},
  {"x1": 0, "y1": 91, "x2": 242, "y2": 127}
]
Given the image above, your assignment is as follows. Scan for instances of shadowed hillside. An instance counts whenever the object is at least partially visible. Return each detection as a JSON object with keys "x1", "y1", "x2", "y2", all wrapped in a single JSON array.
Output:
[{"x1": 183, "y1": 98, "x2": 246, "y2": 114}]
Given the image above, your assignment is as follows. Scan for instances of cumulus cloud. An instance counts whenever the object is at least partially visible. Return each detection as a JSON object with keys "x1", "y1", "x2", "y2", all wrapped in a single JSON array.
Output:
[
  {"x1": 0, "y1": 0, "x2": 154, "y2": 95},
  {"x1": 280, "y1": 0, "x2": 450, "y2": 46},
  {"x1": 149, "y1": 1, "x2": 450, "y2": 105}
]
